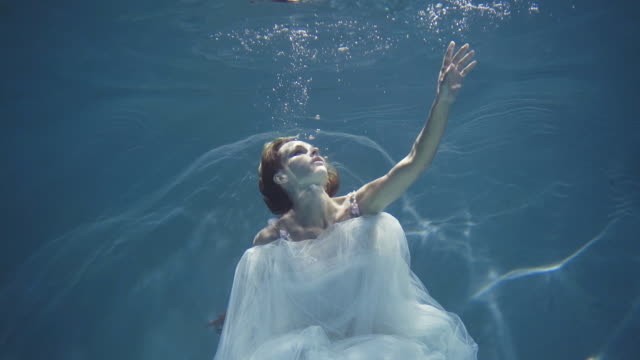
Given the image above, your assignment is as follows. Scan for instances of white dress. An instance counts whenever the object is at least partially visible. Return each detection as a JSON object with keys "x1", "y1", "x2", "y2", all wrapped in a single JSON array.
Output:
[{"x1": 214, "y1": 213, "x2": 477, "y2": 360}]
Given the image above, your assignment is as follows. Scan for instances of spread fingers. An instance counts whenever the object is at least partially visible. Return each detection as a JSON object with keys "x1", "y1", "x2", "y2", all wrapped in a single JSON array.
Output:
[
  {"x1": 460, "y1": 60, "x2": 477, "y2": 77},
  {"x1": 451, "y1": 43, "x2": 470, "y2": 64}
]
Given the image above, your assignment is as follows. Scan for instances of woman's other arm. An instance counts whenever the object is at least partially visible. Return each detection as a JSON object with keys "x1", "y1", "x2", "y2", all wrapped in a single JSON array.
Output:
[
  {"x1": 356, "y1": 41, "x2": 477, "y2": 214},
  {"x1": 253, "y1": 225, "x2": 280, "y2": 246}
]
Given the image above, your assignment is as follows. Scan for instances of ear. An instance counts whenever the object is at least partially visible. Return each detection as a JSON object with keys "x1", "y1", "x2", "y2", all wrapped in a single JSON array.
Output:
[{"x1": 273, "y1": 171, "x2": 288, "y2": 185}]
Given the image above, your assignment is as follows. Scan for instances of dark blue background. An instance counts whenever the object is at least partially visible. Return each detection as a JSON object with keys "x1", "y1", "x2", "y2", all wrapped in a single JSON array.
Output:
[{"x1": 2, "y1": 1, "x2": 639, "y2": 359}]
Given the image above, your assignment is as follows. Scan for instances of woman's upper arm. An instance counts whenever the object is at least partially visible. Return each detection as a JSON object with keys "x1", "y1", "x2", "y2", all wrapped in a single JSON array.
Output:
[{"x1": 253, "y1": 226, "x2": 279, "y2": 246}]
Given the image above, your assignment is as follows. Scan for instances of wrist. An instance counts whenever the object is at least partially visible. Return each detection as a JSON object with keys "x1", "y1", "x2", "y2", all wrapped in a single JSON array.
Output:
[{"x1": 435, "y1": 91, "x2": 456, "y2": 106}]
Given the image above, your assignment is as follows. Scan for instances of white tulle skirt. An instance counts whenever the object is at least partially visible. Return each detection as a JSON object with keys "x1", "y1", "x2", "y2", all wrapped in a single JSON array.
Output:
[{"x1": 214, "y1": 213, "x2": 477, "y2": 360}]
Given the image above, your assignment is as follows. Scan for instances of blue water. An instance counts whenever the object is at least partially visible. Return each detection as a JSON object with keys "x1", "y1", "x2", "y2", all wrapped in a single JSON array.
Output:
[{"x1": 2, "y1": 0, "x2": 639, "y2": 359}]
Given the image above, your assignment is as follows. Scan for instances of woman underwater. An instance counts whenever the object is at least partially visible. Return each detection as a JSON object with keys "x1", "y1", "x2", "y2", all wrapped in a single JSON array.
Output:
[{"x1": 213, "y1": 42, "x2": 478, "y2": 360}]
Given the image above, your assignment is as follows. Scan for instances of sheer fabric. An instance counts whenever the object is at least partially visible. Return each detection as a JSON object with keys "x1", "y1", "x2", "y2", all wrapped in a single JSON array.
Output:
[{"x1": 214, "y1": 213, "x2": 477, "y2": 360}]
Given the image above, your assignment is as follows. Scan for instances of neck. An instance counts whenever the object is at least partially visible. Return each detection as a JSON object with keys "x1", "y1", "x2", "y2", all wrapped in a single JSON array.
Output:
[{"x1": 288, "y1": 184, "x2": 336, "y2": 228}]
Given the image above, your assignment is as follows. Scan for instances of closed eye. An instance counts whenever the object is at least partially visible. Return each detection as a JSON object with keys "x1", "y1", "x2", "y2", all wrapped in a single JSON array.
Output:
[{"x1": 290, "y1": 146, "x2": 307, "y2": 157}]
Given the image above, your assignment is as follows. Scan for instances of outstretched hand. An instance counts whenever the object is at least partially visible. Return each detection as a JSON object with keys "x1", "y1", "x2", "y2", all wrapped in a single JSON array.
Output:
[{"x1": 437, "y1": 41, "x2": 477, "y2": 104}]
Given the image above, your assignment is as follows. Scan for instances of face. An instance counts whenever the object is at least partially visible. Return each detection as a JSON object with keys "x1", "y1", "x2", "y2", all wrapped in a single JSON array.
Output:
[{"x1": 276, "y1": 141, "x2": 328, "y2": 187}]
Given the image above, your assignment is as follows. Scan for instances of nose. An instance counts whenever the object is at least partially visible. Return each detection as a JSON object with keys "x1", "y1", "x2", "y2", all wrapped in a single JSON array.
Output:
[{"x1": 311, "y1": 147, "x2": 319, "y2": 157}]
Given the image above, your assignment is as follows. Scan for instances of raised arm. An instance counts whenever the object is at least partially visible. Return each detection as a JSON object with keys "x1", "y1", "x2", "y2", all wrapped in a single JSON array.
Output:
[{"x1": 356, "y1": 41, "x2": 477, "y2": 214}]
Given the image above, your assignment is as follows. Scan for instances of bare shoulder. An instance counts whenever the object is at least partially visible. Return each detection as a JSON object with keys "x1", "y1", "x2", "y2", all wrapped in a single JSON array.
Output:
[{"x1": 253, "y1": 224, "x2": 280, "y2": 246}]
